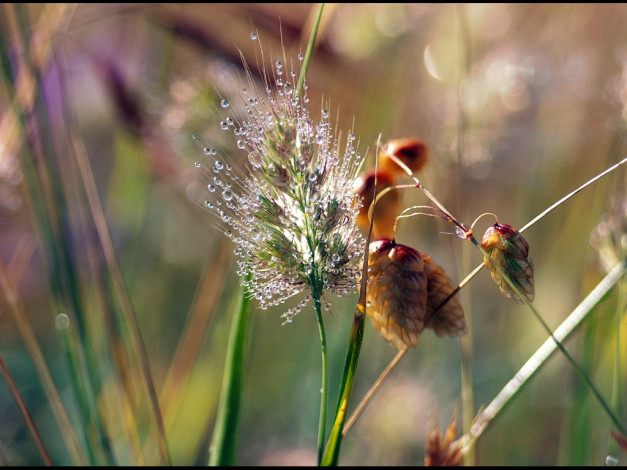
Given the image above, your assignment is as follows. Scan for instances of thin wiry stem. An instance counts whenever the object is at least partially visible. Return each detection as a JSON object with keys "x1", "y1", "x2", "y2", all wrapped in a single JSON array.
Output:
[
  {"x1": 341, "y1": 156, "x2": 627, "y2": 441},
  {"x1": 70, "y1": 133, "x2": 171, "y2": 466},
  {"x1": 342, "y1": 346, "x2": 408, "y2": 436},
  {"x1": 0, "y1": 353, "x2": 53, "y2": 466},
  {"x1": 0, "y1": 257, "x2": 87, "y2": 465},
  {"x1": 312, "y1": 280, "x2": 328, "y2": 464},
  {"x1": 462, "y1": 259, "x2": 627, "y2": 451},
  {"x1": 297, "y1": 3, "x2": 324, "y2": 100},
  {"x1": 471, "y1": 238, "x2": 627, "y2": 436}
]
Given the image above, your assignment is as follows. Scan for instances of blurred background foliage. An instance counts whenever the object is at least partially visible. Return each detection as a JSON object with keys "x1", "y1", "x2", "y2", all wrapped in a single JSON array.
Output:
[{"x1": 0, "y1": 3, "x2": 625, "y2": 466}]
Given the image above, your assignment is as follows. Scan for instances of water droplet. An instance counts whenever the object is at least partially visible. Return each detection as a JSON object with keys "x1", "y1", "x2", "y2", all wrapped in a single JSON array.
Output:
[
  {"x1": 220, "y1": 99, "x2": 230, "y2": 108},
  {"x1": 332, "y1": 253, "x2": 340, "y2": 262},
  {"x1": 222, "y1": 189, "x2": 233, "y2": 201},
  {"x1": 297, "y1": 53, "x2": 304, "y2": 61},
  {"x1": 275, "y1": 60, "x2": 282, "y2": 69},
  {"x1": 226, "y1": 117, "x2": 234, "y2": 126},
  {"x1": 321, "y1": 109, "x2": 329, "y2": 119},
  {"x1": 55, "y1": 313, "x2": 70, "y2": 330},
  {"x1": 606, "y1": 456, "x2": 619, "y2": 466},
  {"x1": 220, "y1": 121, "x2": 228, "y2": 130},
  {"x1": 250, "y1": 31, "x2": 258, "y2": 40},
  {"x1": 194, "y1": 161, "x2": 201, "y2": 168},
  {"x1": 207, "y1": 184, "x2": 215, "y2": 193},
  {"x1": 204, "y1": 147, "x2": 211, "y2": 155},
  {"x1": 214, "y1": 176, "x2": 223, "y2": 186},
  {"x1": 204, "y1": 200, "x2": 213, "y2": 209},
  {"x1": 214, "y1": 161, "x2": 224, "y2": 171},
  {"x1": 455, "y1": 226, "x2": 467, "y2": 239}
]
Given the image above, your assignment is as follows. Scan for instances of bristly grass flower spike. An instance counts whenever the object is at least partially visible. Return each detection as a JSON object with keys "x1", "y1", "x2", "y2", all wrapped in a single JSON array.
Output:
[{"x1": 201, "y1": 4, "x2": 372, "y2": 464}]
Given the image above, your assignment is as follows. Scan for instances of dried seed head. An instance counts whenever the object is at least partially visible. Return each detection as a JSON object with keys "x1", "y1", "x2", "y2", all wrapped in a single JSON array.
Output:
[
  {"x1": 353, "y1": 169, "x2": 401, "y2": 239},
  {"x1": 421, "y1": 253, "x2": 467, "y2": 338},
  {"x1": 425, "y1": 408, "x2": 465, "y2": 467},
  {"x1": 379, "y1": 137, "x2": 429, "y2": 176},
  {"x1": 366, "y1": 239, "x2": 428, "y2": 350},
  {"x1": 481, "y1": 222, "x2": 535, "y2": 303}
]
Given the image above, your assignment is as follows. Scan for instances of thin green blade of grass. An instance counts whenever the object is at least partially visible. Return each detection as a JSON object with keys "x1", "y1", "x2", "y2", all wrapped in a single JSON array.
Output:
[
  {"x1": 320, "y1": 135, "x2": 380, "y2": 466},
  {"x1": 463, "y1": 259, "x2": 626, "y2": 452},
  {"x1": 472, "y1": 236, "x2": 626, "y2": 436},
  {"x1": 68, "y1": 128, "x2": 171, "y2": 466},
  {"x1": 208, "y1": 274, "x2": 252, "y2": 466},
  {"x1": 4, "y1": 5, "x2": 116, "y2": 464},
  {"x1": 0, "y1": 9, "x2": 105, "y2": 464}
]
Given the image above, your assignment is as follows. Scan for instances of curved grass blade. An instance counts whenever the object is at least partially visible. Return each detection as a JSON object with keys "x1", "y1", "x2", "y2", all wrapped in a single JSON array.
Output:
[
  {"x1": 208, "y1": 274, "x2": 252, "y2": 466},
  {"x1": 463, "y1": 259, "x2": 627, "y2": 452}
]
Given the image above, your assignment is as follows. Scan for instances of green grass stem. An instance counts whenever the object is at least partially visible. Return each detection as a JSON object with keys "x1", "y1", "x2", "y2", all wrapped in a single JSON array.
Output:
[
  {"x1": 463, "y1": 259, "x2": 627, "y2": 451},
  {"x1": 208, "y1": 274, "x2": 252, "y2": 466}
]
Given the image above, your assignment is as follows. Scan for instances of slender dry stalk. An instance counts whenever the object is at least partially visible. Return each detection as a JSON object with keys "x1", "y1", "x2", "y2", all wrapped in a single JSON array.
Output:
[
  {"x1": 0, "y1": 353, "x2": 53, "y2": 466},
  {"x1": 0, "y1": 257, "x2": 87, "y2": 465},
  {"x1": 69, "y1": 131, "x2": 171, "y2": 465},
  {"x1": 160, "y1": 237, "x2": 232, "y2": 428}
]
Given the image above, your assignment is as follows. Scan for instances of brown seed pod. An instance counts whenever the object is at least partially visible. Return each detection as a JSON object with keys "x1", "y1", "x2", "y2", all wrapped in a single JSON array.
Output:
[
  {"x1": 366, "y1": 239, "x2": 428, "y2": 350},
  {"x1": 379, "y1": 137, "x2": 429, "y2": 176},
  {"x1": 353, "y1": 169, "x2": 401, "y2": 240},
  {"x1": 481, "y1": 222, "x2": 535, "y2": 304},
  {"x1": 424, "y1": 407, "x2": 464, "y2": 467},
  {"x1": 421, "y1": 253, "x2": 467, "y2": 338}
]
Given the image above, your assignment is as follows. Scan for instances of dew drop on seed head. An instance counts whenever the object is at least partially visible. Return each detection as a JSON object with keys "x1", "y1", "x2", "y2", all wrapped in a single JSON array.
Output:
[
  {"x1": 297, "y1": 53, "x2": 304, "y2": 61},
  {"x1": 194, "y1": 161, "x2": 201, "y2": 168},
  {"x1": 222, "y1": 189, "x2": 233, "y2": 201},
  {"x1": 207, "y1": 184, "x2": 215, "y2": 193},
  {"x1": 220, "y1": 99, "x2": 230, "y2": 108},
  {"x1": 204, "y1": 200, "x2": 213, "y2": 209},
  {"x1": 204, "y1": 147, "x2": 211, "y2": 155},
  {"x1": 220, "y1": 121, "x2": 228, "y2": 130},
  {"x1": 250, "y1": 31, "x2": 257, "y2": 40},
  {"x1": 455, "y1": 226, "x2": 467, "y2": 239},
  {"x1": 321, "y1": 109, "x2": 329, "y2": 119},
  {"x1": 213, "y1": 161, "x2": 224, "y2": 172}
]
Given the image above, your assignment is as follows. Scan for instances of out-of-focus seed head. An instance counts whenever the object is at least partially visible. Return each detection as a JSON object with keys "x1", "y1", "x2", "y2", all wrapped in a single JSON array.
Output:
[
  {"x1": 590, "y1": 195, "x2": 626, "y2": 274},
  {"x1": 353, "y1": 169, "x2": 401, "y2": 239},
  {"x1": 379, "y1": 137, "x2": 429, "y2": 176},
  {"x1": 197, "y1": 47, "x2": 365, "y2": 323},
  {"x1": 481, "y1": 222, "x2": 534, "y2": 304},
  {"x1": 421, "y1": 253, "x2": 467, "y2": 338},
  {"x1": 366, "y1": 238, "x2": 428, "y2": 350},
  {"x1": 424, "y1": 408, "x2": 464, "y2": 466}
]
